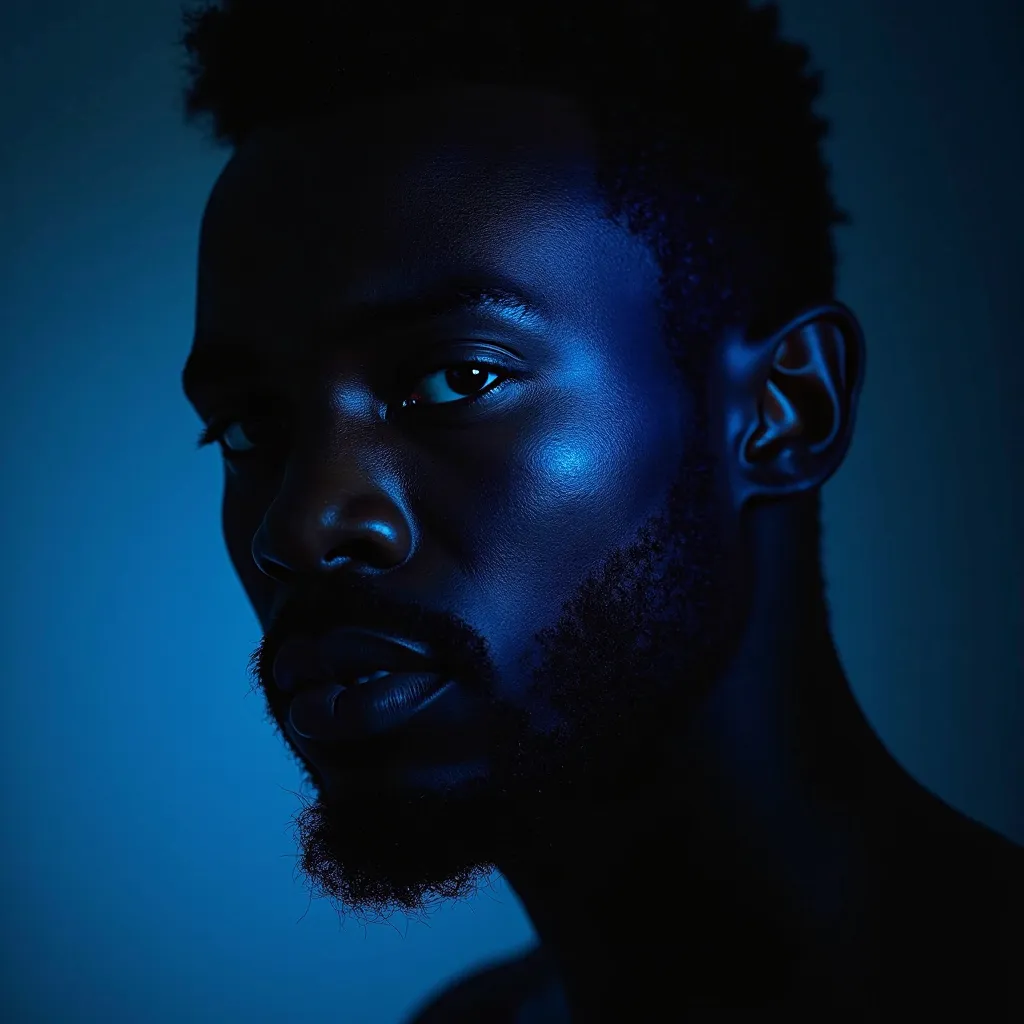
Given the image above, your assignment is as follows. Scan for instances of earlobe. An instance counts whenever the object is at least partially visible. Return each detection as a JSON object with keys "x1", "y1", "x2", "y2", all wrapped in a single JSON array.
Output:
[{"x1": 731, "y1": 303, "x2": 865, "y2": 506}]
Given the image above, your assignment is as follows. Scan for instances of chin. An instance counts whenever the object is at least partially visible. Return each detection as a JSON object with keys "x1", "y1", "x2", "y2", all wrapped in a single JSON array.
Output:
[{"x1": 316, "y1": 754, "x2": 492, "y2": 804}]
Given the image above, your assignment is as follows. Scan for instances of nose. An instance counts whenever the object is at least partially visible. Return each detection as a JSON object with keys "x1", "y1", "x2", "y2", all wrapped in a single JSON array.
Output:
[{"x1": 252, "y1": 490, "x2": 414, "y2": 581}]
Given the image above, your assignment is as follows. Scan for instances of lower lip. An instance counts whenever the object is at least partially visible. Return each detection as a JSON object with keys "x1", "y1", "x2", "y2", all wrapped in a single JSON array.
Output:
[{"x1": 287, "y1": 671, "x2": 453, "y2": 742}]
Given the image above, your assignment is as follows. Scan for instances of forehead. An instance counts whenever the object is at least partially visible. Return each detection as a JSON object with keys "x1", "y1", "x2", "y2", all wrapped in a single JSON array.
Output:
[{"x1": 189, "y1": 84, "x2": 662, "y2": 390}]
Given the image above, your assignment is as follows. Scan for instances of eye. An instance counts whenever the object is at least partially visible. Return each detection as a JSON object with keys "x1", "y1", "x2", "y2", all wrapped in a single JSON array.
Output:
[
  {"x1": 400, "y1": 362, "x2": 508, "y2": 409},
  {"x1": 219, "y1": 420, "x2": 256, "y2": 454},
  {"x1": 195, "y1": 408, "x2": 284, "y2": 460},
  {"x1": 196, "y1": 360, "x2": 515, "y2": 460}
]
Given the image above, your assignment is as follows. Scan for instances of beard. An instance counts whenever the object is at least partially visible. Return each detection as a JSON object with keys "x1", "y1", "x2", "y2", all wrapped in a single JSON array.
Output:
[{"x1": 251, "y1": 413, "x2": 747, "y2": 925}]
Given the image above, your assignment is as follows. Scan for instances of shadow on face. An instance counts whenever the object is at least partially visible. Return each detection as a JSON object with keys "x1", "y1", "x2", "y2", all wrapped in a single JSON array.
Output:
[{"x1": 185, "y1": 84, "x2": 745, "y2": 920}]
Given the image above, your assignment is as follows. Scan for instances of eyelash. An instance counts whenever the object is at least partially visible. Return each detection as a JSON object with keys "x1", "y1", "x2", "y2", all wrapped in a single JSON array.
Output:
[{"x1": 195, "y1": 359, "x2": 514, "y2": 458}]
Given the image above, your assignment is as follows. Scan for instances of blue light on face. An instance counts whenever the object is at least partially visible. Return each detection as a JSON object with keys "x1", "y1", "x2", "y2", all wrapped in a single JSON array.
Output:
[{"x1": 534, "y1": 435, "x2": 594, "y2": 480}]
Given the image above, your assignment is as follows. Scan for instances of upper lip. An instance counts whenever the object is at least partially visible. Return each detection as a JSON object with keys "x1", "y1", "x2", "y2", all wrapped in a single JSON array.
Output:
[{"x1": 272, "y1": 628, "x2": 439, "y2": 694}]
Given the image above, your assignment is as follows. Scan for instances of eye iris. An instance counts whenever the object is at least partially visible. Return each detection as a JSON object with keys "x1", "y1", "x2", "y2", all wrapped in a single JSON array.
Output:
[
  {"x1": 405, "y1": 364, "x2": 495, "y2": 408},
  {"x1": 223, "y1": 420, "x2": 254, "y2": 451},
  {"x1": 445, "y1": 365, "x2": 487, "y2": 396},
  {"x1": 222, "y1": 411, "x2": 283, "y2": 453}
]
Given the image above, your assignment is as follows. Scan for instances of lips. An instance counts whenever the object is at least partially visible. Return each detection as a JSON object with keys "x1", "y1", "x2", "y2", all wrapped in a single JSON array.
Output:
[
  {"x1": 287, "y1": 672, "x2": 454, "y2": 741},
  {"x1": 272, "y1": 628, "x2": 439, "y2": 695}
]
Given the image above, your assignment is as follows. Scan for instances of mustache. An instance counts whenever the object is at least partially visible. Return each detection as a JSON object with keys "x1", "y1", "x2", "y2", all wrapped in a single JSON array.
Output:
[
  {"x1": 247, "y1": 577, "x2": 497, "y2": 700},
  {"x1": 270, "y1": 577, "x2": 439, "y2": 648}
]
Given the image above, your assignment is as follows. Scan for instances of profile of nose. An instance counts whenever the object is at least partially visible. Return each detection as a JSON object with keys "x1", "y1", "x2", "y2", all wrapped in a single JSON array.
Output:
[{"x1": 252, "y1": 493, "x2": 414, "y2": 580}]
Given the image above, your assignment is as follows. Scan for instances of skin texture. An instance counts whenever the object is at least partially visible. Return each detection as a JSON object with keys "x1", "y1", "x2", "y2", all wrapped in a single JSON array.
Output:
[{"x1": 183, "y1": 85, "x2": 1022, "y2": 1021}]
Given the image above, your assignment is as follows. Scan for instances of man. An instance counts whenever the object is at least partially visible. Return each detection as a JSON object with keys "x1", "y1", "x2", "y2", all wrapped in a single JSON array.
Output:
[{"x1": 178, "y1": 1, "x2": 1022, "y2": 1019}]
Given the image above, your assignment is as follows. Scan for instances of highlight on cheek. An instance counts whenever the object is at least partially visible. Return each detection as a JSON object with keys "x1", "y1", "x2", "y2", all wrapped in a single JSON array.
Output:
[{"x1": 525, "y1": 431, "x2": 618, "y2": 503}]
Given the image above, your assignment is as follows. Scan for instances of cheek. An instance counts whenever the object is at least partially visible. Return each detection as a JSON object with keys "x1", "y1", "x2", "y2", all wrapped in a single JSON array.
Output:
[
  {"x1": 520, "y1": 427, "x2": 638, "y2": 521},
  {"x1": 514, "y1": 368, "x2": 683, "y2": 544},
  {"x1": 221, "y1": 475, "x2": 275, "y2": 615},
  {"x1": 466, "y1": 392, "x2": 681, "y2": 629}
]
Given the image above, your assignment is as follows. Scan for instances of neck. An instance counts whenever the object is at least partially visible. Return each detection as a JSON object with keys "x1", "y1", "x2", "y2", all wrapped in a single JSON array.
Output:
[{"x1": 498, "y1": 499, "x2": 906, "y2": 1019}]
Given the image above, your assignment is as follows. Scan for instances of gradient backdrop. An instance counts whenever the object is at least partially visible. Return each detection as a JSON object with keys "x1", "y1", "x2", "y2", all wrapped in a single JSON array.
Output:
[{"x1": 1, "y1": 1, "x2": 1021, "y2": 1021}]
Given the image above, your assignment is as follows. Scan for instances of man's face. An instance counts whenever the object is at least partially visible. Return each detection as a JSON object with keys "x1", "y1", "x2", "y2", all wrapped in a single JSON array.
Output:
[{"x1": 186, "y1": 84, "x2": 745, "y2": 921}]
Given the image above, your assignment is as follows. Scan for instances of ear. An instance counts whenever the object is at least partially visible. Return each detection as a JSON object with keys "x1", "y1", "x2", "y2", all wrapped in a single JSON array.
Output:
[{"x1": 721, "y1": 302, "x2": 866, "y2": 512}]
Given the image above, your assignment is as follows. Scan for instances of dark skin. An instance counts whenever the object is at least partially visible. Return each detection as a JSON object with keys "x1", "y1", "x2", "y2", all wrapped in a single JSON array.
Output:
[{"x1": 183, "y1": 84, "x2": 1022, "y2": 1021}]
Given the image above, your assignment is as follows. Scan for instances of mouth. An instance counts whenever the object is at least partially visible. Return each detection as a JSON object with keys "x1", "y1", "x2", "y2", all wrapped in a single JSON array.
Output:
[
  {"x1": 287, "y1": 669, "x2": 454, "y2": 742},
  {"x1": 348, "y1": 669, "x2": 397, "y2": 686},
  {"x1": 306, "y1": 666, "x2": 440, "y2": 694},
  {"x1": 273, "y1": 629, "x2": 455, "y2": 743},
  {"x1": 273, "y1": 628, "x2": 442, "y2": 695}
]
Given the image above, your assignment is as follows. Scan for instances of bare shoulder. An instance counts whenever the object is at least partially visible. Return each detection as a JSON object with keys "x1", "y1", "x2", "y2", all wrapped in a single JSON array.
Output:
[
  {"x1": 964, "y1": 820, "x2": 1024, "y2": 963},
  {"x1": 403, "y1": 945, "x2": 565, "y2": 1024},
  {"x1": 886, "y1": 804, "x2": 1024, "y2": 1007}
]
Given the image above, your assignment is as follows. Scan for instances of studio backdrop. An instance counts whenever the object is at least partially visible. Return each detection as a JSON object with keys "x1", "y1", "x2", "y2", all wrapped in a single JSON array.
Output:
[{"x1": 1, "y1": 1, "x2": 1021, "y2": 1021}]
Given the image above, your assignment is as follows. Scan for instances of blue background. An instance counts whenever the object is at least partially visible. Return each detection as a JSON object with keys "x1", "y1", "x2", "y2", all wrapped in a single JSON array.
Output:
[{"x1": 1, "y1": 1, "x2": 1021, "y2": 1021}]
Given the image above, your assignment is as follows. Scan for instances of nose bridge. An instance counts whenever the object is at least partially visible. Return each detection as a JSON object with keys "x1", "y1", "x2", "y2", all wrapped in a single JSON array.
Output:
[{"x1": 251, "y1": 416, "x2": 415, "y2": 579}]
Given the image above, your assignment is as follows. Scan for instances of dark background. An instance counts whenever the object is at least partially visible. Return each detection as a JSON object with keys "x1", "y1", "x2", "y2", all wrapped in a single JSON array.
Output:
[{"x1": 1, "y1": 1, "x2": 1020, "y2": 1021}]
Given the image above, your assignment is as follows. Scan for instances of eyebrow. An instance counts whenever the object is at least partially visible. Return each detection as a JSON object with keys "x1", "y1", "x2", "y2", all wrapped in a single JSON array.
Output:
[{"x1": 181, "y1": 280, "x2": 548, "y2": 405}]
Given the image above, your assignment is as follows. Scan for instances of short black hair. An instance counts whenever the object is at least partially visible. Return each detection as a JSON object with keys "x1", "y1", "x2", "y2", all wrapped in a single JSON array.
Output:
[
  {"x1": 180, "y1": 0, "x2": 846, "y2": 559},
  {"x1": 181, "y1": 0, "x2": 846, "y2": 367}
]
